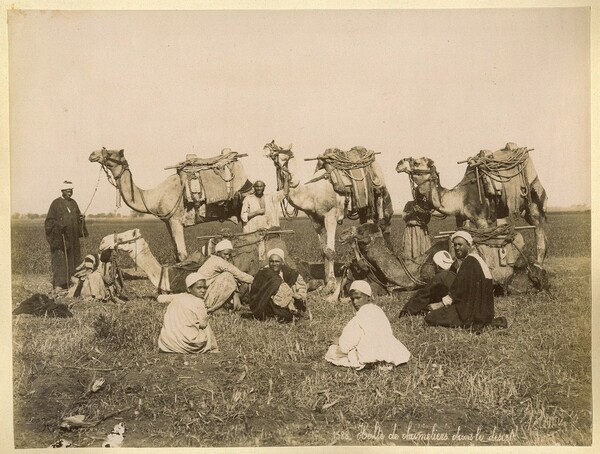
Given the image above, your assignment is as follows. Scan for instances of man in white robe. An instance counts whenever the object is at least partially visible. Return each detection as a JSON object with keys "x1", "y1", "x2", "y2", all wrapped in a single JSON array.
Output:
[
  {"x1": 325, "y1": 280, "x2": 411, "y2": 370},
  {"x1": 198, "y1": 239, "x2": 254, "y2": 312},
  {"x1": 240, "y1": 181, "x2": 280, "y2": 233},
  {"x1": 158, "y1": 272, "x2": 219, "y2": 354}
]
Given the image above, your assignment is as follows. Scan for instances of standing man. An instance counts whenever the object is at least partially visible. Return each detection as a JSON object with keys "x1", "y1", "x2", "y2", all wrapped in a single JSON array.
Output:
[
  {"x1": 240, "y1": 180, "x2": 268, "y2": 233},
  {"x1": 401, "y1": 200, "x2": 432, "y2": 259},
  {"x1": 45, "y1": 180, "x2": 87, "y2": 289}
]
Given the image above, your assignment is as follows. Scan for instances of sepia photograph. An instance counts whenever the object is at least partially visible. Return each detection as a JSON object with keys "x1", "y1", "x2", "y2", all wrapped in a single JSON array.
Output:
[{"x1": 5, "y1": 2, "x2": 596, "y2": 450}]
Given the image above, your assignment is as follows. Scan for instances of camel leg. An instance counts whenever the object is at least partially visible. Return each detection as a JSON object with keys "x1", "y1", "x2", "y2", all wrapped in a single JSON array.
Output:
[
  {"x1": 377, "y1": 187, "x2": 394, "y2": 251},
  {"x1": 310, "y1": 214, "x2": 336, "y2": 293},
  {"x1": 525, "y1": 205, "x2": 547, "y2": 266},
  {"x1": 323, "y1": 211, "x2": 339, "y2": 292},
  {"x1": 166, "y1": 219, "x2": 188, "y2": 262}
]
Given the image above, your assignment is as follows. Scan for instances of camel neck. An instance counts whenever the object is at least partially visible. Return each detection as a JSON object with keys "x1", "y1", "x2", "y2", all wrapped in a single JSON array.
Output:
[
  {"x1": 123, "y1": 239, "x2": 166, "y2": 290},
  {"x1": 114, "y1": 167, "x2": 150, "y2": 213}
]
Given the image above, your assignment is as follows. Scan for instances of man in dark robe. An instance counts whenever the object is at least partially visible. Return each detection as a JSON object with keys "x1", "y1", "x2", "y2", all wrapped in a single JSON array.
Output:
[
  {"x1": 400, "y1": 250, "x2": 457, "y2": 316},
  {"x1": 425, "y1": 231, "x2": 497, "y2": 331},
  {"x1": 45, "y1": 180, "x2": 87, "y2": 289},
  {"x1": 248, "y1": 248, "x2": 307, "y2": 323}
]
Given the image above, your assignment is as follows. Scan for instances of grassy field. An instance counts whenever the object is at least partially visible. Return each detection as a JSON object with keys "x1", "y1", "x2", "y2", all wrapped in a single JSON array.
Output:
[{"x1": 11, "y1": 213, "x2": 591, "y2": 447}]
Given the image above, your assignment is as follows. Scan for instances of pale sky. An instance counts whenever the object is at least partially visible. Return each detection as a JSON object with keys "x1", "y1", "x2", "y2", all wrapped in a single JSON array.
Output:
[{"x1": 8, "y1": 8, "x2": 590, "y2": 214}]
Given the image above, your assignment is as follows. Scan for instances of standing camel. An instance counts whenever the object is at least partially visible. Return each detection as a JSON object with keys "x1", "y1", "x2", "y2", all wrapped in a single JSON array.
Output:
[
  {"x1": 263, "y1": 141, "x2": 393, "y2": 291},
  {"x1": 89, "y1": 148, "x2": 252, "y2": 261},
  {"x1": 396, "y1": 148, "x2": 548, "y2": 266}
]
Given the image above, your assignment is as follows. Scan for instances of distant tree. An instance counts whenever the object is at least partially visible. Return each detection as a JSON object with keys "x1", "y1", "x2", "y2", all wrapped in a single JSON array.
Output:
[{"x1": 11, "y1": 213, "x2": 21, "y2": 219}]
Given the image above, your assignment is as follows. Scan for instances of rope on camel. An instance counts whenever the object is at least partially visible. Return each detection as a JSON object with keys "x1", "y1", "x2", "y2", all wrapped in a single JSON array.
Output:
[
  {"x1": 471, "y1": 147, "x2": 531, "y2": 183},
  {"x1": 319, "y1": 148, "x2": 376, "y2": 171},
  {"x1": 464, "y1": 224, "x2": 517, "y2": 248}
]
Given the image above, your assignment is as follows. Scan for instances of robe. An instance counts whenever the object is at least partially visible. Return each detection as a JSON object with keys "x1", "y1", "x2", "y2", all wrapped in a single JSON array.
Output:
[
  {"x1": 401, "y1": 269, "x2": 456, "y2": 315},
  {"x1": 401, "y1": 201, "x2": 432, "y2": 259},
  {"x1": 425, "y1": 253, "x2": 494, "y2": 329},
  {"x1": 45, "y1": 197, "x2": 84, "y2": 288},
  {"x1": 249, "y1": 265, "x2": 307, "y2": 322},
  {"x1": 240, "y1": 193, "x2": 280, "y2": 233},
  {"x1": 325, "y1": 303, "x2": 411, "y2": 369},
  {"x1": 198, "y1": 255, "x2": 254, "y2": 312},
  {"x1": 158, "y1": 293, "x2": 219, "y2": 353}
]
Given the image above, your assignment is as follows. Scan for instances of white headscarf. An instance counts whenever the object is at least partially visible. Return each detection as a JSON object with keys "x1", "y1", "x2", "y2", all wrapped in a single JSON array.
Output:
[
  {"x1": 267, "y1": 248, "x2": 285, "y2": 261},
  {"x1": 61, "y1": 180, "x2": 74, "y2": 190},
  {"x1": 433, "y1": 250, "x2": 453, "y2": 270},
  {"x1": 349, "y1": 280, "x2": 372, "y2": 297},
  {"x1": 450, "y1": 230, "x2": 473, "y2": 246},
  {"x1": 214, "y1": 239, "x2": 233, "y2": 252},
  {"x1": 185, "y1": 272, "x2": 207, "y2": 289}
]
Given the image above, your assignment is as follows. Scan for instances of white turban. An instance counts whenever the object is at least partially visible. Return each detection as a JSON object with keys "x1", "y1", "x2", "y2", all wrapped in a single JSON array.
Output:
[
  {"x1": 349, "y1": 280, "x2": 372, "y2": 297},
  {"x1": 214, "y1": 239, "x2": 233, "y2": 252},
  {"x1": 433, "y1": 250, "x2": 453, "y2": 270},
  {"x1": 61, "y1": 180, "x2": 74, "y2": 190},
  {"x1": 185, "y1": 272, "x2": 207, "y2": 289},
  {"x1": 83, "y1": 254, "x2": 97, "y2": 269},
  {"x1": 451, "y1": 230, "x2": 473, "y2": 246},
  {"x1": 267, "y1": 248, "x2": 285, "y2": 261}
]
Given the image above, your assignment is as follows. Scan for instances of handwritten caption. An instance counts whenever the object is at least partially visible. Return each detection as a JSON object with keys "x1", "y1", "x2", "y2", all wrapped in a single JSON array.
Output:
[{"x1": 332, "y1": 421, "x2": 518, "y2": 444}]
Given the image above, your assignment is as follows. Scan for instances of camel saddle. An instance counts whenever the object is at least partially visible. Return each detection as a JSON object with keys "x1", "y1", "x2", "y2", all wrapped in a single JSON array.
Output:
[
  {"x1": 316, "y1": 146, "x2": 381, "y2": 213},
  {"x1": 468, "y1": 146, "x2": 535, "y2": 216},
  {"x1": 172, "y1": 151, "x2": 250, "y2": 206}
]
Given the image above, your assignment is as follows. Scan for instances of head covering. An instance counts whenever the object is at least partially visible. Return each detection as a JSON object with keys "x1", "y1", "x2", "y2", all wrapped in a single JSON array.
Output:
[
  {"x1": 185, "y1": 272, "x2": 207, "y2": 289},
  {"x1": 503, "y1": 142, "x2": 518, "y2": 151},
  {"x1": 267, "y1": 248, "x2": 284, "y2": 261},
  {"x1": 451, "y1": 230, "x2": 473, "y2": 246},
  {"x1": 83, "y1": 254, "x2": 97, "y2": 269},
  {"x1": 349, "y1": 280, "x2": 372, "y2": 297},
  {"x1": 61, "y1": 180, "x2": 74, "y2": 190},
  {"x1": 214, "y1": 239, "x2": 233, "y2": 252},
  {"x1": 433, "y1": 250, "x2": 453, "y2": 270},
  {"x1": 253, "y1": 180, "x2": 266, "y2": 188}
]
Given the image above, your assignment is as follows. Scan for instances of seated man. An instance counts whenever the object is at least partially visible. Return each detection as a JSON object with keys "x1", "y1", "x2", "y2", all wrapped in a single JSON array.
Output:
[
  {"x1": 325, "y1": 280, "x2": 411, "y2": 370},
  {"x1": 425, "y1": 231, "x2": 505, "y2": 331},
  {"x1": 158, "y1": 272, "x2": 219, "y2": 354},
  {"x1": 198, "y1": 239, "x2": 254, "y2": 313},
  {"x1": 68, "y1": 254, "x2": 106, "y2": 300},
  {"x1": 399, "y1": 250, "x2": 457, "y2": 316},
  {"x1": 248, "y1": 248, "x2": 307, "y2": 323},
  {"x1": 68, "y1": 251, "x2": 125, "y2": 303}
]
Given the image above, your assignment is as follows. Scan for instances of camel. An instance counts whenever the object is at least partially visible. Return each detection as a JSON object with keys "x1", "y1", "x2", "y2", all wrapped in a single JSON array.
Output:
[
  {"x1": 263, "y1": 141, "x2": 394, "y2": 291},
  {"x1": 396, "y1": 148, "x2": 548, "y2": 266},
  {"x1": 99, "y1": 229, "x2": 175, "y2": 292},
  {"x1": 338, "y1": 222, "x2": 445, "y2": 294},
  {"x1": 89, "y1": 148, "x2": 252, "y2": 261},
  {"x1": 339, "y1": 222, "x2": 548, "y2": 296},
  {"x1": 98, "y1": 228, "x2": 296, "y2": 294}
]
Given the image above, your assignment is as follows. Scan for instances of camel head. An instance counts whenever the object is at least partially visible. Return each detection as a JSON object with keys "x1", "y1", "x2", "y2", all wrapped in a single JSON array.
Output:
[
  {"x1": 263, "y1": 140, "x2": 298, "y2": 190},
  {"x1": 263, "y1": 140, "x2": 293, "y2": 164},
  {"x1": 99, "y1": 228, "x2": 143, "y2": 253},
  {"x1": 89, "y1": 147, "x2": 126, "y2": 171},
  {"x1": 396, "y1": 157, "x2": 435, "y2": 175},
  {"x1": 339, "y1": 222, "x2": 382, "y2": 246}
]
